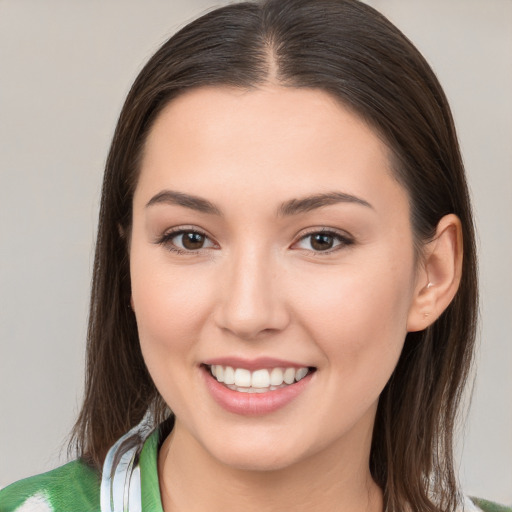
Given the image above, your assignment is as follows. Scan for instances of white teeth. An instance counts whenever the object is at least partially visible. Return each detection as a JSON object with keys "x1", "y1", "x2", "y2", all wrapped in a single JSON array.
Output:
[
  {"x1": 223, "y1": 366, "x2": 235, "y2": 385},
  {"x1": 234, "y1": 368, "x2": 251, "y2": 387},
  {"x1": 209, "y1": 365, "x2": 311, "y2": 391},
  {"x1": 270, "y1": 367, "x2": 284, "y2": 386},
  {"x1": 295, "y1": 367, "x2": 308, "y2": 381},
  {"x1": 251, "y1": 369, "x2": 270, "y2": 388},
  {"x1": 283, "y1": 367, "x2": 295, "y2": 384}
]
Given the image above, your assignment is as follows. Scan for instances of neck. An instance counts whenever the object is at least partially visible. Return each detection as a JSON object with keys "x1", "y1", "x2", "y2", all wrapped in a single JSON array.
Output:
[{"x1": 158, "y1": 420, "x2": 383, "y2": 512}]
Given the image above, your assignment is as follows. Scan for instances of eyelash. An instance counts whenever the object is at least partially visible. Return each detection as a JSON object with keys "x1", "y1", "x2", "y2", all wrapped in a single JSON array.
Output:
[
  {"x1": 156, "y1": 227, "x2": 354, "y2": 256},
  {"x1": 295, "y1": 228, "x2": 354, "y2": 255},
  {"x1": 156, "y1": 227, "x2": 216, "y2": 256}
]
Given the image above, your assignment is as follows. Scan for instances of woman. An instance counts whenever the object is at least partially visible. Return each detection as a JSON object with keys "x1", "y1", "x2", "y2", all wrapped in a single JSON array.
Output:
[{"x1": 1, "y1": 1, "x2": 509, "y2": 511}]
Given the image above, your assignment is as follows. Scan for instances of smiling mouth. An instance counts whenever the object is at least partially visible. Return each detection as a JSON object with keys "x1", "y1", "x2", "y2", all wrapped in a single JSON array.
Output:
[{"x1": 204, "y1": 364, "x2": 316, "y2": 393}]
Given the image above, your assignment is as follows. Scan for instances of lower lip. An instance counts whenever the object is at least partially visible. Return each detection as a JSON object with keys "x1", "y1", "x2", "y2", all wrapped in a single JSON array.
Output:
[{"x1": 202, "y1": 366, "x2": 313, "y2": 416}]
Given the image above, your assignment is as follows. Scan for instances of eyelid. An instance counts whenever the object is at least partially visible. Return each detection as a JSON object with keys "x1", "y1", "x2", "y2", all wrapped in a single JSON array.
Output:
[
  {"x1": 292, "y1": 227, "x2": 355, "y2": 254},
  {"x1": 156, "y1": 225, "x2": 218, "y2": 254}
]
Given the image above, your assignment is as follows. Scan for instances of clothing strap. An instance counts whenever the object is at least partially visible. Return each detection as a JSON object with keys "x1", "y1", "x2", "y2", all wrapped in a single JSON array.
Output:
[{"x1": 100, "y1": 412, "x2": 154, "y2": 512}]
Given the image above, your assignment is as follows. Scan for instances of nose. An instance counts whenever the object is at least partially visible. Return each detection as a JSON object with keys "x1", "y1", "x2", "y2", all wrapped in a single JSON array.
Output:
[{"x1": 214, "y1": 247, "x2": 290, "y2": 340}]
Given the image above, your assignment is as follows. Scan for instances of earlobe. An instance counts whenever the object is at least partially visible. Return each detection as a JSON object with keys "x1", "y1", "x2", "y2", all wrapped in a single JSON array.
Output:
[{"x1": 407, "y1": 214, "x2": 463, "y2": 332}]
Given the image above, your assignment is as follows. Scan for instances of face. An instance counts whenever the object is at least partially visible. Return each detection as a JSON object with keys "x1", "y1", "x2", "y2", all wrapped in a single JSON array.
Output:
[{"x1": 130, "y1": 86, "x2": 420, "y2": 472}]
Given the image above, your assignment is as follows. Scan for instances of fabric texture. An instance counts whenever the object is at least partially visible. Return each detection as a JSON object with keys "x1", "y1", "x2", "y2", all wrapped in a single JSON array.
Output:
[
  {"x1": 0, "y1": 421, "x2": 509, "y2": 512},
  {"x1": 0, "y1": 459, "x2": 100, "y2": 511},
  {"x1": 0, "y1": 427, "x2": 164, "y2": 512}
]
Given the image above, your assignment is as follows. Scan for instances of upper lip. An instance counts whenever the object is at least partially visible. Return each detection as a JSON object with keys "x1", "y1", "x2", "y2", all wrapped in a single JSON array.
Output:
[{"x1": 202, "y1": 356, "x2": 313, "y2": 371}]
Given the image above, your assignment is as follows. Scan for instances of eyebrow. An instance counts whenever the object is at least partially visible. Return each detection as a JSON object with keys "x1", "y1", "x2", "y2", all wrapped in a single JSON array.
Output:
[
  {"x1": 277, "y1": 191, "x2": 373, "y2": 216},
  {"x1": 146, "y1": 190, "x2": 222, "y2": 215},
  {"x1": 145, "y1": 189, "x2": 373, "y2": 216}
]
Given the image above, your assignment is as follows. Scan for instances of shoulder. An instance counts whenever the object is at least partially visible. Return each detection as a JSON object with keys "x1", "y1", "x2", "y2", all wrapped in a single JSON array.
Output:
[
  {"x1": 0, "y1": 459, "x2": 100, "y2": 512},
  {"x1": 470, "y1": 497, "x2": 512, "y2": 512}
]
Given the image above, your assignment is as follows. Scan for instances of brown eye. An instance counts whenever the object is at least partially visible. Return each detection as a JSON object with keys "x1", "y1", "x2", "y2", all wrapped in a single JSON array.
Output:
[
  {"x1": 180, "y1": 232, "x2": 206, "y2": 250},
  {"x1": 294, "y1": 230, "x2": 354, "y2": 254},
  {"x1": 310, "y1": 233, "x2": 334, "y2": 251},
  {"x1": 157, "y1": 228, "x2": 216, "y2": 254}
]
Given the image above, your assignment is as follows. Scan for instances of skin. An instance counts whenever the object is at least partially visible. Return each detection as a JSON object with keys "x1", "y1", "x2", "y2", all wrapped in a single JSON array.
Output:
[{"x1": 129, "y1": 85, "x2": 462, "y2": 512}]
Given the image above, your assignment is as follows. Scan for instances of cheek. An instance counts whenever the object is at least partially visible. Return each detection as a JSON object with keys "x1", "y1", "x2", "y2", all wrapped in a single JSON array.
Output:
[
  {"x1": 130, "y1": 251, "x2": 219, "y2": 416},
  {"x1": 293, "y1": 251, "x2": 415, "y2": 377},
  {"x1": 129, "y1": 245, "x2": 214, "y2": 370}
]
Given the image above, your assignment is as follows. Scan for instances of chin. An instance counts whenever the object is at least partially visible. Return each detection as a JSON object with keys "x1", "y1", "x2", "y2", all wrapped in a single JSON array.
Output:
[
  {"x1": 202, "y1": 431, "x2": 306, "y2": 472},
  {"x1": 216, "y1": 449, "x2": 300, "y2": 472}
]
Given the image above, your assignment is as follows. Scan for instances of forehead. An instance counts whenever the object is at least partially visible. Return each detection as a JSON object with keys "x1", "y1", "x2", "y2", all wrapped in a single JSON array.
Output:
[{"x1": 135, "y1": 85, "x2": 405, "y2": 216}]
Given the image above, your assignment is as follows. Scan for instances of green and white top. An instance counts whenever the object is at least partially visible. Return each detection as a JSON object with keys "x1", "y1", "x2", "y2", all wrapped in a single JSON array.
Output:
[
  {"x1": 0, "y1": 416, "x2": 509, "y2": 512},
  {"x1": 0, "y1": 413, "x2": 162, "y2": 512}
]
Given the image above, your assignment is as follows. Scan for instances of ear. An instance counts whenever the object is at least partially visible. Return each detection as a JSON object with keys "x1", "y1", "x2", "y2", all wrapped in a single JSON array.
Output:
[{"x1": 407, "y1": 214, "x2": 463, "y2": 332}]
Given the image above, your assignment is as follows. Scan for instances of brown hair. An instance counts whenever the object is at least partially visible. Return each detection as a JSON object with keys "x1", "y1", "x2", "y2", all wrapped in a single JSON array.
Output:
[{"x1": 70, "y1": 1, "x2": 478, "y2": 510}]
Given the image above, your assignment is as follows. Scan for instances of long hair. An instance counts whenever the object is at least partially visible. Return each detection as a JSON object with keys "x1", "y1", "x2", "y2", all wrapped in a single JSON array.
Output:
[{"x1": 70, "y1": 1, "x2": 478, "y2": 511}]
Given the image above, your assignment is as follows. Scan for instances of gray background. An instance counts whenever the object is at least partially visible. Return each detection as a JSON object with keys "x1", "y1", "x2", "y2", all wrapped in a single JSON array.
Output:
[{"x1": 0, "y1": 0, "x2": 511, "y2": 503}]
